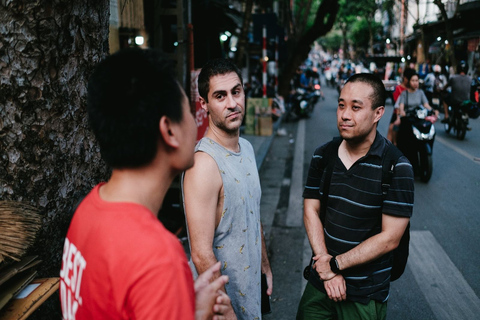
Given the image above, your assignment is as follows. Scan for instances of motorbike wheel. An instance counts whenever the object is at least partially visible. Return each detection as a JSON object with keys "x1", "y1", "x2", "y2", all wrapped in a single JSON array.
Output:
[
  {"x1": 419, "y1": 151, "x2": 433, "y2": 183},
  {"x1": 444, "y1": 120, "x2": 451, "y2": 133},
  {"x1": 456, "y1": 119, "x2": 467, "y2": 140}
]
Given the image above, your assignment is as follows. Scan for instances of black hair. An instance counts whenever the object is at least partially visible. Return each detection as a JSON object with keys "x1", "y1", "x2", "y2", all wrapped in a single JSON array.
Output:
[
  {"x1": 404, "y1": 69, "x2": 419, "y2": 82},
  {"x1": 458, "y1": 60, "x2": 468, "y2": 74},
  {"x1": 344, "y1": 73, "x2": 387, "y2": 109},
  {"x1": 403, "y1": 67, "x2": 416, "y2": 80},
  {"x1": 197, "y1": 58, "x2": 243, "y2": 102},
  {"x1": 87, "y1": 48, "x2": 183, "y2": 169}
]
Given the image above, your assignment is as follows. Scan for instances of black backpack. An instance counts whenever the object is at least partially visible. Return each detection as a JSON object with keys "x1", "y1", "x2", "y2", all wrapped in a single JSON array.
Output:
[{"x1": 317, "y1": 137, "x2": 409, "y2": 282}]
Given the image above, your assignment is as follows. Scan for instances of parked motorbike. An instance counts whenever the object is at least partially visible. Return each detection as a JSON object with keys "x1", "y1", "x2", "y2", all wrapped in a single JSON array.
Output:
[
  {"x1": 443, "y1": 100, "x2": 479, "y2": 140},
  {"x1": 312, "y1": 78, "x2": 323, "y2": 105},
  {"x1": 286, "y1": 87, "x2": 316, "y2": 120},
  {"x1": 397, "y1": 106, "x2": 437, "y2": 182}
]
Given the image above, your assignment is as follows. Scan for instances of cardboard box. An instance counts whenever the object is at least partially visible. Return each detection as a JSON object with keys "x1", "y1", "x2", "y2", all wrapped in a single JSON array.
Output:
[{"x1": 245, "y1": 98, "x2": 272, "y2": 136}]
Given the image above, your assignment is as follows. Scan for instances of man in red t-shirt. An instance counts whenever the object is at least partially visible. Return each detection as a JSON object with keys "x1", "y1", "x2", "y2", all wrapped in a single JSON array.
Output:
[{"x1": 60, "y1": 48, "x2": 233, "y2": 320}]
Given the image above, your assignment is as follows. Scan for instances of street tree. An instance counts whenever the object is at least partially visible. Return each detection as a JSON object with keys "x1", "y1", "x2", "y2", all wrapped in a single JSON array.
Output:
[
  {"x1": 433, "y1": 0, "x2": 459, "y2": 71},
  {"x1": 0, "y1": 1, "x2": 109, "y2": 317},
  {"x1": 278, "y1": 0, "x2": 339, "y2": 98}
]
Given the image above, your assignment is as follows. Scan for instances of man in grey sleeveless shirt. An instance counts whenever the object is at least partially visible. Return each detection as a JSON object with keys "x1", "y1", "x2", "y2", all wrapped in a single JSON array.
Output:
[{"x1": 183, "y1": 58, "x2": 273, "y2": 320}]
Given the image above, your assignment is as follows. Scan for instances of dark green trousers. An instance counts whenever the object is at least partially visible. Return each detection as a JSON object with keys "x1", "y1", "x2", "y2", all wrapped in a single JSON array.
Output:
[{"x1": 296, "y1": 282, "x2": 387, "y2": 320}]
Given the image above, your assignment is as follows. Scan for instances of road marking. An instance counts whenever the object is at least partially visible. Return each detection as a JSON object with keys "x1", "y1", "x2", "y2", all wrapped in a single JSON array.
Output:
[
  {"x1": 435, "y1": 135, "x2": 480, "y2": 165},
  {"x1": 286, "y1": 119, "x2": 305, "y2": 227},
  {"x1": 409, "y1": 230, "x2": 480, "y2": 319}
]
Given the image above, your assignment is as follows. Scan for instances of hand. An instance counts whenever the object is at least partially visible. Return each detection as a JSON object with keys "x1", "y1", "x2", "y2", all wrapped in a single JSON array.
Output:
[
  {"x1": 194, "y1": 262, "x2": 229, "y2": 320},
  {"x1": 394, "y1": 116, "x2": 401, "y2": 126},
  {"x1": 312, "y1": 254, "x2": 336, "y2": 281},
  {"x1": 323, "y1": 274, "x2": 347, "y2": 302},
  {"x1": 264, "y1": 270, "x2": 273, "y2": 296},
  {"x1": 212, "y1": 290, "x2": 237, "y2": 320}
]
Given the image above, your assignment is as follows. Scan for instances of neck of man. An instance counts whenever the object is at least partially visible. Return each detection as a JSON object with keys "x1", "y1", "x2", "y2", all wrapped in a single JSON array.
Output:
[
  {"x1": 99, "y1": 158, "x2": 176, "y2": 216},
  {"x1": 341, "y1": 129, "x2": 376, "y2": 162},
  {"x1": 205, "y1": 123, "x2": 240, "y2": 153}
]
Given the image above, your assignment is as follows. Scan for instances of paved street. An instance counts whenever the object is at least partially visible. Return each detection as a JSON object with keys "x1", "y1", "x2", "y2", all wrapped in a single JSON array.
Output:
[{"x1": 258, "y1": 83, "x2": 480, "y2": 319}]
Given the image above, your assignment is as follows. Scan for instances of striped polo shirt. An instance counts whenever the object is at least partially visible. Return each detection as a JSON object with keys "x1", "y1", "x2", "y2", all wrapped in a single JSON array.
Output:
[{"x1": 303, "y1": 132, "x2": 414, "y2": 304}]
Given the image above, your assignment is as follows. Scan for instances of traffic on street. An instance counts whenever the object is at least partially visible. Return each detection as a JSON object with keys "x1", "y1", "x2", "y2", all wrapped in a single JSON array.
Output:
[{"x1": 259, "y1": 81, "x2": 480, "y2": 320}]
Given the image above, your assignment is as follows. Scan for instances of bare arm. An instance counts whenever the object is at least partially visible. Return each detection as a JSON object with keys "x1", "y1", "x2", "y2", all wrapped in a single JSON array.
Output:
[
  {"x1": 314, "y1": 214, "x2": 410, "y2": 279},
  {"x1": 303, "y1": 198, "x2": 328, "y2": 256},
  {"x1": 184, "y1": 152, "x2": 223, "y2": 277},
  {"x1": 304, "y1": 198, "x2": 346, "y2": 300},
  {"x1": 260, "y1": 224, "x2": 273, "y2": 296},
  {"x1": 336, "y1": 214, "x2": 409, "y2": 270},
  {"x1": 399, "y1": 102, "x2": 406, "y2": 117}
]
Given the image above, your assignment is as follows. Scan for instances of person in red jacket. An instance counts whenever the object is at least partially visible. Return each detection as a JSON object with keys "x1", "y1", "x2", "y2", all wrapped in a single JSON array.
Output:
[
  {"x1": 387, "y1": 68, "x2": 415, "y2": 145},
  {"x1": 60, "y1": 48, "x2": 233, "y2": 320}
]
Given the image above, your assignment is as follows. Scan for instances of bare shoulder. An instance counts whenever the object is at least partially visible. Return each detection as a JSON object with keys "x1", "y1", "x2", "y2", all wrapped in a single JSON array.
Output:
[{"x1": 184, "y1": 151, "x2": 222, "y2": 191}]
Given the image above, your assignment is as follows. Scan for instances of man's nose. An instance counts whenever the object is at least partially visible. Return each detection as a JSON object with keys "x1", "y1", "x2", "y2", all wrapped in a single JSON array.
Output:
[
  {"x1": 227, "y1": 94, "x2": 237, "y2": 108},
  {"x1": 340, "y1": 107, "x2": 351, "y2": 119}
]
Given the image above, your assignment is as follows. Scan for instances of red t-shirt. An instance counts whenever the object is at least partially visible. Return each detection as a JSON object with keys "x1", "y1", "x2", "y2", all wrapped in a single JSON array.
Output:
[
  {"x1": 393, "y1": 84, "x2": 407, "y2": 103},
  {"x1": 60, "y1": 183, "x2": 195, "y2": 320}
]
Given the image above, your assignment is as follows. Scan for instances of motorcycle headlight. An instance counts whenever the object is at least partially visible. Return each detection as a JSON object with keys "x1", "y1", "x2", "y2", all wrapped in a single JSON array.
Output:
[
  {"x1": 412, "y1": 124, "x2": 436, "y2": 140},
  {"x1": 412, "y1": 126, "x2": 422, "y2": 140}
]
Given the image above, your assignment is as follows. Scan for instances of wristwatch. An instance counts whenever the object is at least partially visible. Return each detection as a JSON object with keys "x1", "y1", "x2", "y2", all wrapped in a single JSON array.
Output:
[{"x1": 329, "y1": 256, "x2": 340, "y2": 274}]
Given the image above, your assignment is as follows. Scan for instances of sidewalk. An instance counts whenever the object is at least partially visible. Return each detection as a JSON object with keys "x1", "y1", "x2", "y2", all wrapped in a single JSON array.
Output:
[{"x1": 241, "y1": 115, "x2": 283, "y2": 170}]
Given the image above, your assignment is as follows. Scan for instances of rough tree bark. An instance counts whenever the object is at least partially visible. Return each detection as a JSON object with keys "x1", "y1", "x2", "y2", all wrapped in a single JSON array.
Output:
[
  {"x1": 279, "y1": 0, "x2": 339, "y2": 98},
  {"x1": 434, "y1": 0, "x2": 458, "y2": 71},
  {"x1": 0, "y1": 0, "x2": 109, "y2": 317},
  {"x1": 234, "y1": 0, "x2": 254, "y2": 68}
]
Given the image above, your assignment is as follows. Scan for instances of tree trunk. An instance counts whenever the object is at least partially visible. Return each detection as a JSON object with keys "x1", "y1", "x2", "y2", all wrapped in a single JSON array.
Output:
[
  {"x1": 434, "y1": 0, "x2": 457, "y2": 71},
  {"x1": 234, "y1": 0, "x2": 254, "y2": 68},
  {"x1": 279, "y1": 0, "x2": 339, "y2": 98},
  {"x1": 341, "y1": 24, "x2": 349, "y2": 60},
  {"x1": 0, "y1": 0, "x2": 109, "y2": 317}
]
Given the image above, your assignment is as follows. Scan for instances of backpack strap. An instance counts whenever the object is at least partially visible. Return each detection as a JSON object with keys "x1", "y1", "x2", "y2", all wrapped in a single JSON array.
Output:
[
  {"x1": 381, "y1": 142, "x2": 404, "y2": 200},
  {"x1": 319, "y1": 137, "x2": 342, "y2": 224}
]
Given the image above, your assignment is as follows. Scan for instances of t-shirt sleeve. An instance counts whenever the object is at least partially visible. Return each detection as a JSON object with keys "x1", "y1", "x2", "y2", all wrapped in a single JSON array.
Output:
[
  {"x1": 303, "y1": 146, "x2": 325, "y2": 199},
  {"x1": 125, "y1": 242, "x2": 195, "y2": 320},
  {"x1": 421, "y1": 90, "x2": 428, "y2": 104},
  {"x1": 397, "y1": 90, "x2": 406, "y2": 105},
  {"x1": 383, "y1": 156, "x2": 414, "y2": 218}
]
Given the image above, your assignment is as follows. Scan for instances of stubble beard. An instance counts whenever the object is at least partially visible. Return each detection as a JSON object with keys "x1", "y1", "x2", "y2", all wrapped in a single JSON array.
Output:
[{"x1": 213, "y1": 113, "x2": 244, "y2": 136}]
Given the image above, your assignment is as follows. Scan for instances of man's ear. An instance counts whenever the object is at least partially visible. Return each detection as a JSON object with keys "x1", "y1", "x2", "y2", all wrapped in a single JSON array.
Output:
[
  {"x1": 374, "y1": 106, "x2": 385, "y2": 123},
  {"x1": 159, "y1": 116, "x2": 180, "y2": 149},
  {"x1": 199, "y1": 96, "x2": 208, "y2": 113}
]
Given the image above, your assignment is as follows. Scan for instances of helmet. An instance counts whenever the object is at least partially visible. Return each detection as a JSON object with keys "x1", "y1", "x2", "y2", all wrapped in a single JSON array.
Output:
[
  {"x1": 458, "y1": 60, "x2": 468, "y2": 74},
  {"x1": 433, "y1": 64, "x2": 441, "y2": 73}
]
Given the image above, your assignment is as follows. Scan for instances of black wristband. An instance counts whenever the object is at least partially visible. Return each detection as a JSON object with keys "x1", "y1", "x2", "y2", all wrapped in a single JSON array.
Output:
[{"x1": 329, "y1": 256, "x2": 340, "y2": 274}]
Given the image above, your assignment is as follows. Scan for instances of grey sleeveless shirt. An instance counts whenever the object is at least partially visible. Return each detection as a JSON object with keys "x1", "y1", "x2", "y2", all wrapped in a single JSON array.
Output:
[{"x1": 186, "y1": 137, "x2": 262, "y2": 319}]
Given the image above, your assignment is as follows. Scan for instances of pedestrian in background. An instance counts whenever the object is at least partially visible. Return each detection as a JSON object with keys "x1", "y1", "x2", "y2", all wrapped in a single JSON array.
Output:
[
  {"x1": 60, "y1": 48, "x2": 232, "y2": 320},
  {"x1": 423, "y1": 64, "x2": 447, "y2": 107},
  {"x1": 441, "y1": 60, "x2": 472, "y2": 122},
  {"x1": 297, "y1": 73, "x2": 414, "y2": 320},
  {"x1": 183, "y1": 58, "x2": 273, "y2": 320},
  {"x1": 387, "y1": 68, "x2": 415, "y2": 145},
  {"x1": 398, "y1": 71, "x2": 438, "y2": 118}
]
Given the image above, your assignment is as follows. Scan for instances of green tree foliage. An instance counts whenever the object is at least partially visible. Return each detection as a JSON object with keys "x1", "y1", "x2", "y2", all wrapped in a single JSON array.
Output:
[
  {"x1": 318, "y1": 31, "x2": 343, "y2": 53},
  {"x1": 349, "y1": 18, "x2": 383, "y2": 51}
]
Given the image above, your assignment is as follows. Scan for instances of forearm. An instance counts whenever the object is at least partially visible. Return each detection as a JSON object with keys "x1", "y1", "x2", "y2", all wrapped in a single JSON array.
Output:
[
  {"x1": 191, "y1": 248, "x2": 220, "y2": 277},
  {"x1": 336, "y1": 231, "x2": 399, "y2": 271},
  {"x1": 260, "y1": 224, "x2": 271, "y2": 274},
  {"x1": 303, "y1": 202, "x2": 328, "y2": 256}
]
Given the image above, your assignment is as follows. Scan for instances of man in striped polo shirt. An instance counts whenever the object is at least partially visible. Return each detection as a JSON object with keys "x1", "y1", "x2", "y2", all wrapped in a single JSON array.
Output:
[{"x1": 297, "y1": 73, "x2": 414, "y2": 320}]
